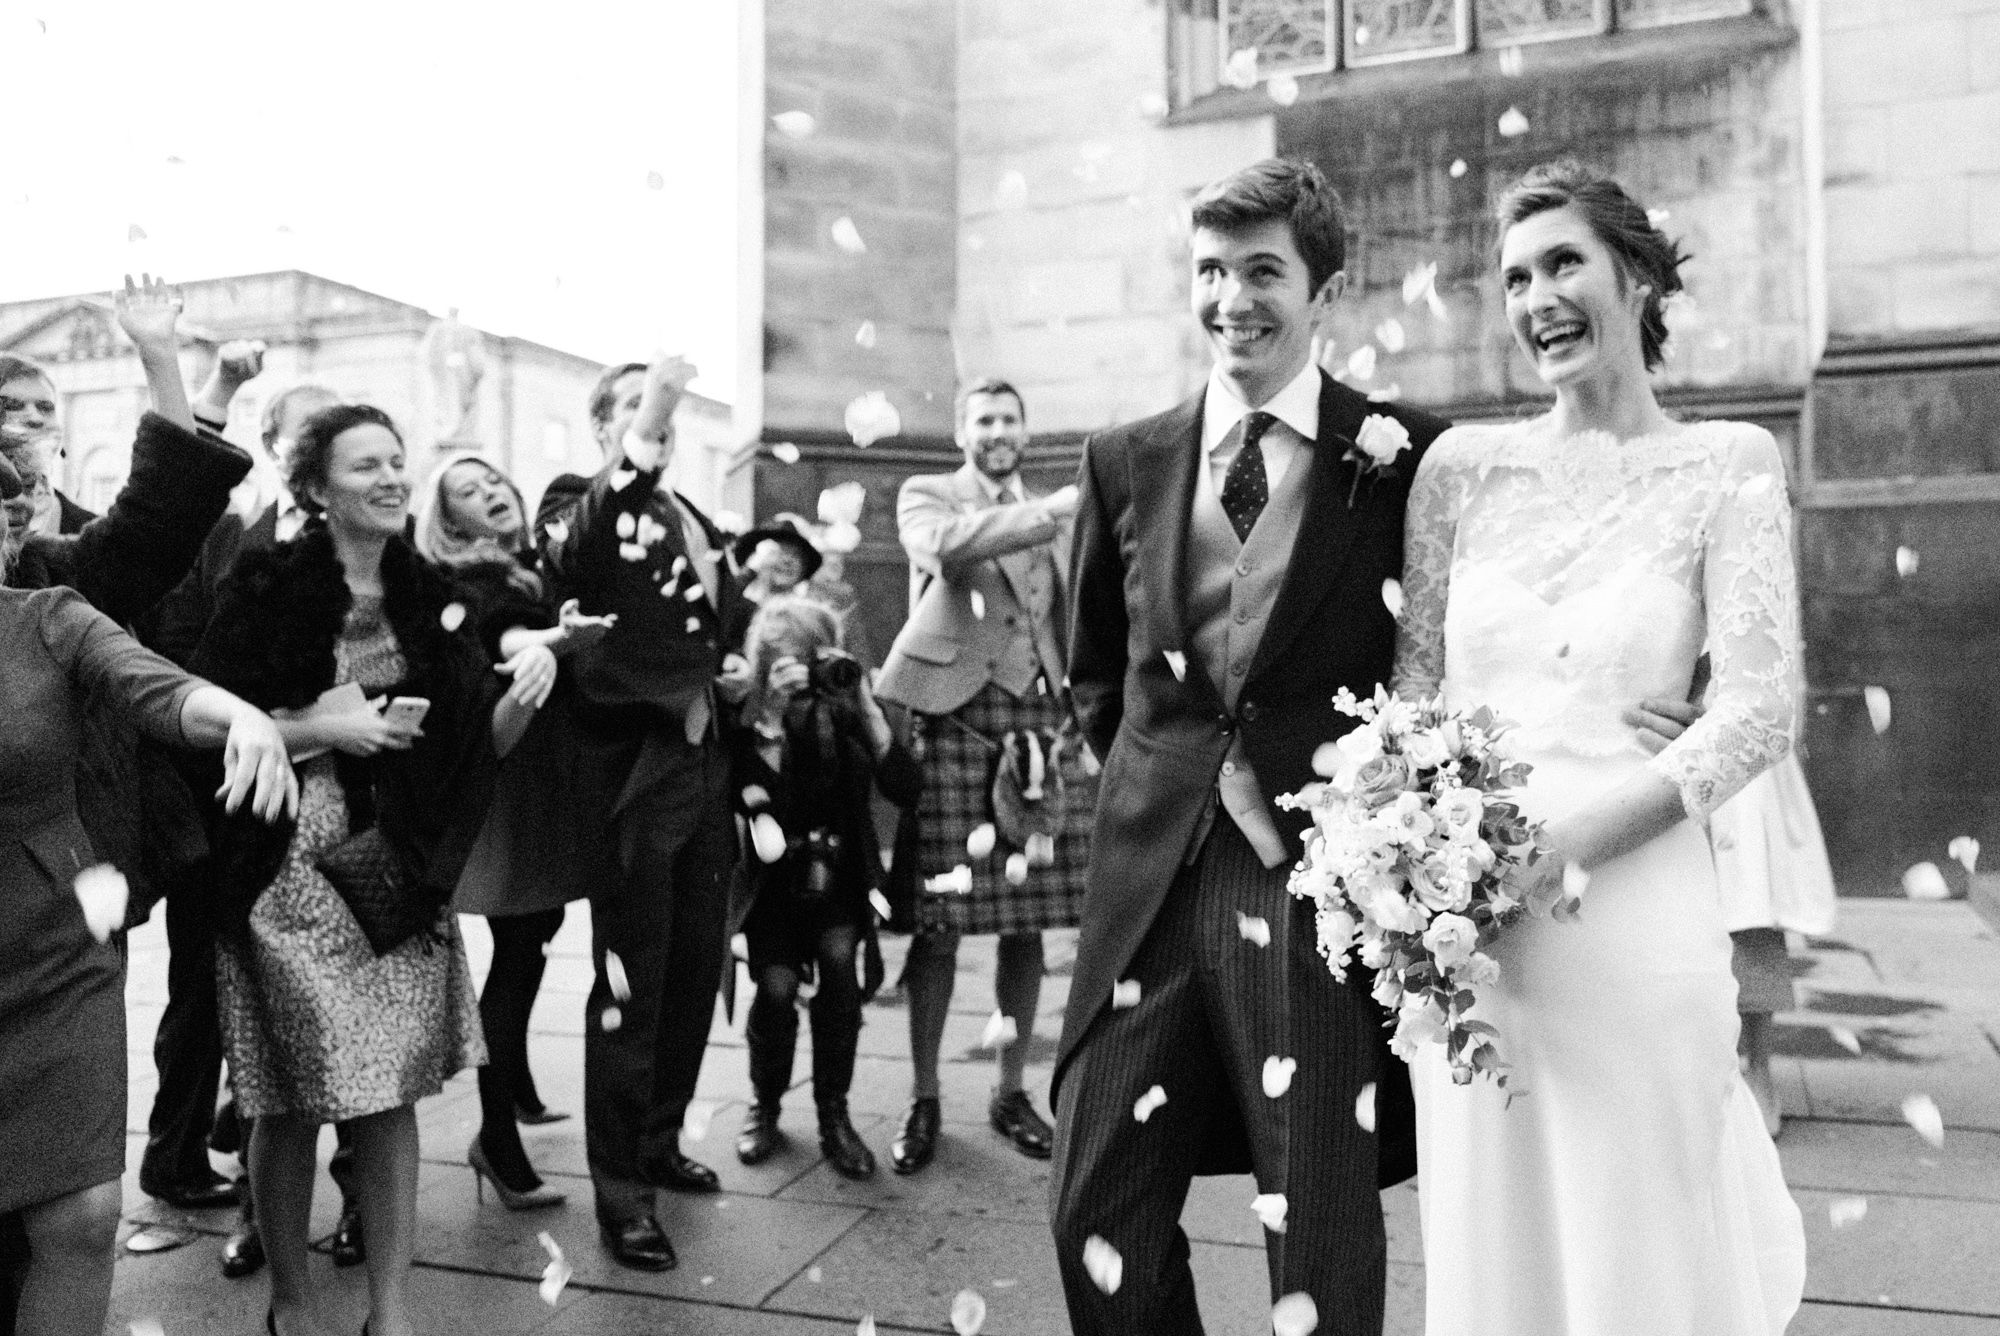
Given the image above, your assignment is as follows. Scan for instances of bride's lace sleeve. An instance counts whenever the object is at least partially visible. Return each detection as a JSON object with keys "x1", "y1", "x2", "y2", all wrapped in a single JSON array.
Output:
[
  {"x1": 1645, "y1": 427, "x2": 1801, "y2": 821},
  {"x1": 1392, "y1": 429, "x2": 1471, "y2": 701}
]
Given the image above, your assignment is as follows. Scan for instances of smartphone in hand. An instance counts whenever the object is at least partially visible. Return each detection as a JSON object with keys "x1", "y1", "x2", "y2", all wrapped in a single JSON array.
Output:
[{"x1": 382, "y1": 697, "x2": 431, "y2": 731}]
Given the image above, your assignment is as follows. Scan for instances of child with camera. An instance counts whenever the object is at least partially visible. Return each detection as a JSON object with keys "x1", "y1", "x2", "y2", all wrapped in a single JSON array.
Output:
[{"x1": 728, "y1": 596, "x2": 921, "y2": 1179}]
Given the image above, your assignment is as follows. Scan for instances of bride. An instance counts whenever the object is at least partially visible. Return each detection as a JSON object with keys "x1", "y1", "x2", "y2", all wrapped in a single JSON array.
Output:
[{"x1": 1393, "y1": 159, "x2": 1807, "y2": 1334}]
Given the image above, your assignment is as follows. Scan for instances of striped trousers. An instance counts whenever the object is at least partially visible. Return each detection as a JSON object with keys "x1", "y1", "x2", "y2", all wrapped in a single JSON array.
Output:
[{"x1": 1050, "y1": 819, "x2": 1388, "y2": 1335}]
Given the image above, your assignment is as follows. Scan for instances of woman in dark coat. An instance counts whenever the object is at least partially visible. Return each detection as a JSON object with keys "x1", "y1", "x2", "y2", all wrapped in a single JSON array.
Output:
[
  {"x1": 413, "y1": 451, "x2": 613, "y2": 1208},
  {"x1": 192, "y1": 407, "x2": 530, "y2": 1336},
  {"x1": 0, "y1": 451, "x2": 296, "y2": 1336},
  {"x1": 727, "y1": 596, "x2": 921, "y2": 1180}
]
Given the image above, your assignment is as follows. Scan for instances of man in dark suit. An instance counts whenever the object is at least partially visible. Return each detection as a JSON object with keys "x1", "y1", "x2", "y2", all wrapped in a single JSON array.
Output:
[
  {"x1": 540, "y1": 353, "x2": 748, "y2": 1272},
  {"x1": 1049, "y1": 159, "x2": 1449, "y2": 1335}
]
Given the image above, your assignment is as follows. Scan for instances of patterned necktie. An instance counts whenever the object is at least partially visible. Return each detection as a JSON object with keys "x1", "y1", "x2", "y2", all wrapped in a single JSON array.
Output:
[{"x1": 1219, "y1": 411, "x2": 1277, "y2": 542}]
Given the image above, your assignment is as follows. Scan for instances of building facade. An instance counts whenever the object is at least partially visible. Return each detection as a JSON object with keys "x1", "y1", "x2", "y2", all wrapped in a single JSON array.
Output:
[{"x1": 739, "y1": 0, "x2": 2000, "y2": 892}]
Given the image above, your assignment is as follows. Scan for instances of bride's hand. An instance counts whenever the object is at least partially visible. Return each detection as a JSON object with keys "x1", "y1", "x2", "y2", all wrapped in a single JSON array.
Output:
[{"x1": 1624, "y1": 696, "x2": 1701, "y2": 755}]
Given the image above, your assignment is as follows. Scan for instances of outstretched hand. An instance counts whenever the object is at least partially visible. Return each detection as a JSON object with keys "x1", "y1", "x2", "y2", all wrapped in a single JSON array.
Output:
[
  {"x1": 553, "y1": 598, "x2": 617, "y2": 656},
  {"x1": 217, "y1": 710, "x2": 299, "y2": 822},
  {"x1": 630, "y1": 354, "x2": 698, "y2": 444},
  {"x1": 115, "y1": 273, "x2": 183, "y2": 352},
  {"x1": 496, "y1": 643, "x2": 559, "y2": 710}
]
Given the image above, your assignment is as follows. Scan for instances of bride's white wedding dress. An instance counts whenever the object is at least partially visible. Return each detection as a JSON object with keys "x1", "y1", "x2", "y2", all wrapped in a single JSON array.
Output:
[{"x1": 1393, "y1": 418, "x2": 1807, "y2": 1335}]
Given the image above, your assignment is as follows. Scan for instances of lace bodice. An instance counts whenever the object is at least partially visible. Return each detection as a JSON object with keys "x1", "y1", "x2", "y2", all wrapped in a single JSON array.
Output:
[{"x1": 1392, "y1": 418, "x2": 1799, "y2": 821}]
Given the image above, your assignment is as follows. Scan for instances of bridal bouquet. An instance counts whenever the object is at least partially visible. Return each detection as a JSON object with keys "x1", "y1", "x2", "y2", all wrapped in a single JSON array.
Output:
[{"x1": 1278, "y1": 686, "x2": 1567, "y2": 1088}]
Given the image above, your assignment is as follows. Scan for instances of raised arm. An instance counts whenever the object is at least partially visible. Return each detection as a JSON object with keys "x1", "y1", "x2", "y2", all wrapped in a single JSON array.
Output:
[
  {"x1": 115, "y1": 274, "x2": 195, "y2": 432},
  {"x1": 1391, "y1": 431, "x2": 1465, "y2": 702},
  {"x1": 1065, "y1": 434, "x2": 1129, "y2": 762},
  {"x1": 898, "y1": 474, "x2": 1077, "y2": 577},
  {"x1": 1644, "y1": 430, "x2": 1800, "y2": 820}
]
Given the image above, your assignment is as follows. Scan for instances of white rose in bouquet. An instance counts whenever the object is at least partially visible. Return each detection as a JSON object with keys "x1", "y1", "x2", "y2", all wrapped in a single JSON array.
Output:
[
  {"x1": 1458, "y1": 951, "x2": 1501, "y2": 987},
  {"x1": 1403, "y1": 727, "x2": 1450, "y2": 771},
  {"x1": 1392, "y1": 994, "x2": 1448, "y2": 1059},
  {"x1": 1421, "y1": 912, "x2": 1479, "y2": 970},
  {"x1": 1434, "y1": 786, "x2": 1484, "y2": 839}
]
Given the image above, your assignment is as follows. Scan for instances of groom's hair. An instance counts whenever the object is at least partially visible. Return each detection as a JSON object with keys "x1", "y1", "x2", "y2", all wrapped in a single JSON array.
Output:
[{"x1": 1189, "y1": 158, "x2": 1346, "y2": 297}]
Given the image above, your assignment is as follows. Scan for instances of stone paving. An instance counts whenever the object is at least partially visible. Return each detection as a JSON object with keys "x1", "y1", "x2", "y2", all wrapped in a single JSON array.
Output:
[{"x1": 107, "y1": 896, "x2": 2000, "y2": 1334}]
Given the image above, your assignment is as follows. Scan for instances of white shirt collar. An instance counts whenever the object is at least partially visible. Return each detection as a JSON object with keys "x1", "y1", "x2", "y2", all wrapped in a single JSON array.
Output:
[
  {"x1": 973, "y1": 469, "x2": 1027, "y2": 504},
  {"x1": 1201, "y1": 361, "x2": 1322, "y2": 454}
]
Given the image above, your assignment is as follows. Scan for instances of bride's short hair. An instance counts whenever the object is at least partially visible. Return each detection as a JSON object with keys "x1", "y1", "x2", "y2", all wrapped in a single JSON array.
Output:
[{"x1": 1496, "y1": 160, "x2": 1689, "y2": 371}]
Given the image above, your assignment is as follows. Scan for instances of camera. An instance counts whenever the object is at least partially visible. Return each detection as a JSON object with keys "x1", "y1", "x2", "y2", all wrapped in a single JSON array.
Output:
[
  {"x1": 799, "y1": 828, "x2": 842, "y2": 901},
  {"x1": 807, "y1": 647, "x2": 863, "y2": 694}
]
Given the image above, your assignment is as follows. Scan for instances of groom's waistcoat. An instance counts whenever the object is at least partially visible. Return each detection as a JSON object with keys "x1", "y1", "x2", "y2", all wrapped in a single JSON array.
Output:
[{"x1": 1181, "y1": 439, "x2": 1316, "y2": 866}]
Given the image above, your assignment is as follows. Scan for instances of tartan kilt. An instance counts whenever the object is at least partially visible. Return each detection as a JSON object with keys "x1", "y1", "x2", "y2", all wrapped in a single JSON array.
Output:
[{"x1": 914, "y1": 682, "x2": 1094, "y2": 936}]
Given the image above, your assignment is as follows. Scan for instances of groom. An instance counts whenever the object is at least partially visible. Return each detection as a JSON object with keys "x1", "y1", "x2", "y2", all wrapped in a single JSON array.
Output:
[{"x1": 1050, "y1": 158, "x2": 1449, "y2": 1333}]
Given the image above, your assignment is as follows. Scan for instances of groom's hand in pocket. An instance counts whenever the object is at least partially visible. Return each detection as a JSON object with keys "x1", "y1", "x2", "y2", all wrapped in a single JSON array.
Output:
[{"x1": 1625, "y1": 697, "x2": 1702, "y2": 754}]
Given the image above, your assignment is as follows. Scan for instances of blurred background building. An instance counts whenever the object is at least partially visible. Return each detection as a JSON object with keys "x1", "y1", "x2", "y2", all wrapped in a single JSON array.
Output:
[
  {"x1": 0, "y1": 270, "x2": 737, "y2": 519},
  {"x1": 736, "y1": 0, "x2": 2000, "y2": 893}
]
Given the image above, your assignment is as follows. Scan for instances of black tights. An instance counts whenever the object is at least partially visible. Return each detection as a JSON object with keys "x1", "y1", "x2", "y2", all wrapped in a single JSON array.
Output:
[
  {"x1": 745, "y1": 923, "x2": 863, "y2": 1113},
  {"x1": 475, "y1": 908, "x2": 565, "y2": 1189}
]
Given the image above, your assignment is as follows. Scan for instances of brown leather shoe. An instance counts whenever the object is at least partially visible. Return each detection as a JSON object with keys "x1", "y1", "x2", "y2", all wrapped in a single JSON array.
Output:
[
  {"x1": 989, "y1": 1089, "x2": 1053, "y2": 1160},
  {"x1": 888, "y1": 1097, "x2": 941, "y2": 1175}
]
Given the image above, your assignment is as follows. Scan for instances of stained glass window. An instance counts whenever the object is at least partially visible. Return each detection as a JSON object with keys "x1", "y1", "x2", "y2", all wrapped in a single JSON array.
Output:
[
  {"x1": 1219, "y1": 0, "x2": 1338, "y2": 79},
  {"x1": 1475, "y1": 0, "x2": 1608, "y2": 46},
  {"x1": 1346, "y1": 0, "x2": 1472, "y2": 67},
  {"x1": 1615, "y1": 0, "x2": 1752, "y2": 27}
]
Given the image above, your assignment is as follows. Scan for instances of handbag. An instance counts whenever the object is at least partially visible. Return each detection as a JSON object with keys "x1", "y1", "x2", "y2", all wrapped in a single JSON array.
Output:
[{"x1": 313, "y1": 826, "x2": 439, "y2": 956}]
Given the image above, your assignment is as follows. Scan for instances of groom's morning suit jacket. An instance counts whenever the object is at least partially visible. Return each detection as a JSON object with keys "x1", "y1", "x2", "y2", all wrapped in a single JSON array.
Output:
[{"x1": 1060, "y1": 371, "x2": 1447, "y2": 1180}]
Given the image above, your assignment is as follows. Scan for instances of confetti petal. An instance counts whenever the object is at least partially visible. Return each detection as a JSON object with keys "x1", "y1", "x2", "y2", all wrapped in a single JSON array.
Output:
[
  {"x1": 751, "y1": 813, "x2": 788, "y2": 865},
  {"x1": 1646, "y1": 206, "x2": 1672, "y2": 227},
  {"x1": 1163, "y1": 649, "x2": 1188, "y2": 682},
  {"x1": 830, "y1": 216, "x2": 867, "y2": 254},
  {"x1": 1082, "y1": 1235, "x2": 1124, "y2": 1294},
  {"x1": 732, "y1": 932, "x2": 750, "y2": 960},
  {"x1": 1135, "y1": 92, "x2": 1170, "y2": 121},
  {"x1": 73, "y1": 865, "x2": 129, "y2": 944},
  {"x1": 1403, "y1": 261, "x2": 1439, "y2": 307},
  {"x1": 925, "y1": 864, "x2": 974, "y2": 895},
  {"x1": 1262, "y1": 1055, "x2": 1297, "y2": 1098},
  {"x1": 1562, "y1": 862, "x2": 1591, "y2": 901},
  {"x1": 1498, "y1": 45, "x2": 1525, "y2": 77},
  {"x1": 604, "y1": 951, "x2": 632, "y2": 1003},
  {"x1": 1111, "y1": 979, "x2": 1143, "y2": 1009},
  {"x1": 1344, "y1": 345, "x2": 1377, "y2": 381},
  {"x1": 1133, "y1": 1084, "x2": 1168, "y2": 1122},
  {"x1": 619, "y1": 542, "x2": 648, "y2": 562},
  {"x1": 686, "y1": 616, "x2": 702, "y2": 633},
  {"x1": 980, "y1": 1011, "x2": 1019, "y2": 1050},
  {"x1": 130, "y1": 1321, "x2": 167, "y2": 1336},
  {"x1": 742, "y1": 784, "x2": 770, "y2": 809},
  {"x1": 1366, "y1": 383, "x2": 1404, "y2": 403},
  {"x1": 537, "y1": 1231, "x2": 572, "y2": 1305},
  {"x1": 439, "y1": 602, "x2": 467, "y2": 632},
  {"x1": 966, "y1": 822, "x2": 998, "y2": 859},
  {"x1": 1829, "y1": 1196, "x2": 1869, "y2": 1228},
  {"x1": 1901, "y1": 1092, "x2": 1945, "y2": 1147},
  {"x1": 950, "y1": 1288, "x2": 988, "y2": 1336},
  {"x1": 543, "y1": 518, "x2": 569, "y2": 543},
  {"x1": 844, "y1": 391, "x2": 902, "y2": 446},
  {"x1": 1449, "y1": 158, "x2": 1468, "y2": 178},
  {"x1": 599, "y1": 1006, "x2": 622, "y2": 1033},
  {"x1": 808, "y1": 1265, "x2": 825, "y2": 1283},
  {"x1": 857, "y1": 1318, "x2": 877, "y2": 1336},
  {"x1": 993, "y1": 170, "x2": 1028, "y2": 211},
  {"x1": 683, "y1": 1101, "x2": 716, "y2": 1140},
  {"x1": 1380, "y1": 579, "x2": 1404, "y2": 619},
  {"x1": 1827, "y1": 1025, "x2": 1863, "y2": 1055},
  {"x1": 1250, "y1": 1192, "x2": 1289, "y2": 1233},
  {"x1": 1025, "y1": 832, "x2": 1056, "y2": 867},
  {"x1": 1863, "y1": 686, "x2": 1892, "y2": 734},
  {"x1": 772, "y1": 110, "x2": 816, "y2": 139},
  {"x1": 869, "y1": 888, "x2": 894, "y2": 921},
  {"x1": 1237, "y1": 912, "x2": 1271, "y2": 947},
  {"x1": 771, "y1": 441, "x2": 802, "y2": 464},
  {"x1": 1005, "y1": 851, "x2": 1030, "y2": 885},
  {"x1": 1355, "y1": 1081, "x2": 1378, "y2": 1132},
  {"x1": 970, "y1": 590, "x2": 986, "y2": 620},
  {"x1": 1901, "y1": 861, "x2": 1950, "y2": 901},
  {"x1": 1497, "y1": 105, "x2": 1530, "y2": 138},
  {"x1": 1374, "y1": 318, "x2": 1406, "y2": 353},
  {"x1": 610, "y1": 467, "x2": 638, "y2": 492},
  {"x1": 1895, "y1": 545, "x2": 1920, "y2": 577},
  {"x1": 1266, "y1": 72, "x2": 1300, "y2": 106},
  {"x1": 645, "y1": 170, "x2": 665, "y2": 191},
  {"x1": 1222, "y1": 47, "x2": 1259, "y2": 89},
  {"x1": 1949, "y1": 836, "x2": 1980, "y2": 876},
  {"x1": 1271, "y1": 1292, "x2": 1320, "y2": 1336}
]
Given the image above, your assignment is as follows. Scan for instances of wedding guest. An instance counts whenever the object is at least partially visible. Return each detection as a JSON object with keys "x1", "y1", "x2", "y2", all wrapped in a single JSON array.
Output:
[
  {"x1": 191, "y1": 404, "x2": 531, "y2": 1336},
  {"x1": 728, "y1": 597, "x2": 921, "y2": 1179},
  {"x1": 724, "y1": 515, "x2": 822, "y2": 649},
  {"x1": 0, "y1": 354, "x2": 78, "y2": 536},
  {"x1": 1, "y1": 438, "x2": 298, "y2": 1336},
  {"x1": 536, "y1": 360, "x2": 645, "y2": 529},
  {"x1": 874, "y1": 378, "x2": 1090, "y2": 1173},
  {"x1": 414, "y1": 450, "x2": 615, "y2": 1208}
]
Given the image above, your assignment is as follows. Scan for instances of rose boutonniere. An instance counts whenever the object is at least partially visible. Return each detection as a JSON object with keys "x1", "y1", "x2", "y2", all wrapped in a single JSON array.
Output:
[{"x1": 1342, "y1": 414, "x2": 1413, "y2": 507}]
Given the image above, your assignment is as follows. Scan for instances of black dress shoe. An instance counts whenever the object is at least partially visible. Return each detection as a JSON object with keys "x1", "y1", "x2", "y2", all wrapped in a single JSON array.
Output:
[
  {"x1": 989, "y1": 1089, "x2": 1054, "y2": 1160},
  {"x1": 219, "y1": 1225, "x2": 265, "y2": 1279},
  {"x1": 514, "y1": 1102, "x2": 571, "y2": 1126},
  {"x1": 641, "y1": 1149, "x2": 721, "y2": 1193},
  {"x1": 736, "y1": 1103, "x2": 787, "y2": 1166},
  {"x1": 139, "y1": 1169, "x2": 240, "y2": 1211},
  {"x1": 599, "y1": 1215, "x2": 677, "y2": 1271},
  {"x1": 817, "y1": 1101, "x2": 877, "y2": 1181},
  {"x1": 889, "y1": 1097, "x2": 941, "y2": 1176},
  {"x1": 330, "y1": 1209, "x2": 366, "y2": 1267}
]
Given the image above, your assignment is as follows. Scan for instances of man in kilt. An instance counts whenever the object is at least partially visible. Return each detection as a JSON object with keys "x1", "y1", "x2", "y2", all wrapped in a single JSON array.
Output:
[{"x1": 874, "y1": 378, "x2": 1091, "y2": 1174}]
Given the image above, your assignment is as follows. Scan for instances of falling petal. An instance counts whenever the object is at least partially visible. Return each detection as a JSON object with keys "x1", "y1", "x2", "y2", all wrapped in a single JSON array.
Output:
[
  {"x1": 646, "y1": 170, "x2": 665, "y2": 191},
  {"x1": 1901, "y1": 861, "x2": 1950, "y2": 901},
  {"x1": 1901, "y1": 1092, "x2": 1945, "y2": 1147},
  {"x1": 1222, "y1": 47, "x2": 1259, "y2": 89},
  {"x1": 1345, "y1": 345, "x2": 1377, "y2": 381},
  {"x1": 1646, "y1": 207, "x2": 1672, "y2": 226},
  {"x1": 610, "y1": 468, "x2": 638, "y2": 492},
  {"x1": 980, "y1": 1011, "x2": 1019, "y2": 1050},
  {"x1": 1111, "y1": 979, "x2": 1143, "y2": 1009},
  {"x1": 808, "y1": 1265, "x2": 825, "y2": 1283},
  {"x1": 1895, "y1": 546, "x2": 1920, "y2": 577},
  {"x1": 1025, "y1": 833, "x2": 1056, "y2": 867},
  {"x1": 1311, "y1": 742, "x2": 1345, "y2": 777},
  {"x1": 1262, "y1": 1055, "x2": 1298, "y2": 1098},
  {"x1": 537, "y1": 1231, "x2": 571, "y2": 1305},
  {"x1": 1426, "y1": 287, "x2": 1450, "y2": 323},
  {"x1": 616, "y1": 511, "x2": 637, "y2": 539},
  {"x1": 73, "y1": 865, "x2": 129, "y2": 944},
  {"x1": 966, "y1": 823, "x2": 998, "y2": 859},
  {"x1": 1366, "y1": 383, "x2": 1404, "y2": 403},
  {"x1": 732, "y1": 932, "x2": 750, "y2": 961},
  {"x1": 771, "y1": 441, "x2": 802, "y2": 464},
  {"x1": 751, "y1": 813, "x2": 788, "y2": 865},
  {"x1": 1083, "y1": 1235, "x2": 1124, "y2": 1294},
  {"x1": 1498, "y1": 46, "x2": 1525, "y2": 77},
  {"x1": 868, "y1": 889, "x2": 893, "y2": 921},
  {"x1": 844, "y1": 391, "x2": 902, "y2": 446},
  {"x1": 925, "y1": 864, "x2": 974, "y2": 895},
  {"x1": 1374, "y1": 317, "x2": 1406, "y2": 353},
  {"x1": 1863, "y1": 686, "x2": 1892, "y2": 735},
  {"x1": 855, "y1": 320, "x2": 878, "y2": 349},
  {"x1": 439, "y1": 602, "x2": 467, "y2": 632},
  {"x1": 1829, "y1": 1196, "x2": 1869, "y2": 1228},
  {"x1": 950, "y1": 1288, "x2": 988, "y2": 1336},
  {"x1": 1250, "y1": 1192, "x2": 1289, "y2": 1233},
  {"x1": 772, "y1": 110, "x2": 816, "y2": 138},
  {"x1": 742, "y1": 784, "x2": 770, "y2": 809},
  {"x1": 1266, "y1": 72, "x2": 1300, "y2": 106},
  {"x1": 1827, "y1": 1025, "x2": 1863, "y2": 1055},
  {"x1": 1005, "y1": 852, "x2": 1030, "y2": 886},
  {"x1": 1497, "y1": 106, "x2": 1530, "y2": 138},
  {"x1": 1355, "y1": 1081, "x2": 1378, "y2": 1132},
  {"x1": 969, "y1": 590, "x2": 987, "y2": 621},
  {"x1": 1133, "y1": 1084, "x2": 1168, "y2": 1122},
  {"x1": 683, "y1": 1101, "x2": 715, "y2": 1140},
  {"x1": 1163, "y1": 649, "x2": 1188, "y2": 682},
  {"x1": 1271, "y1": 1292, "x2": 1321, "y2": 1336},
  {"x1": 130, "y1": 1321, "x2": 167, "y2": 1336},
  {"x1": 604, "y1": 951, "x2": 632, "y2": 1003},
  {"x1": 1949, "y1": 836, "x2": 1981, "y2": 875},
  {"x1": 1135, "y1": 91, "x2": 1170, "y2": 121},
  {"x1": 1736, "y1": 473, "x2": 1776, "y2": 498},
  {"x1": 1354, "y1": 24, "x2": 1371, "y2": 45},
  {"x1": 124, "y1": 1226, "x2": 194, "y2": 1254},
  {"x1": 685, "y1": 616, "x2": 702, "y2": 633},
  {"x1": 993, "y1": 170, "x2": 1029, "y2": 211},
  {"x1": 857, "y1": 1319, "x2": 877, "y2": 1336},
  {"x1": 543, "y1": 518, "x2": 569, "y2": 544},
  {"x1": 599, "y1": 1006, "x2": 622, "y2": 1033},
  {"x1": 1380, "y1": 579, "x2": 1404, "y2": 619},
  {"x1": 830, "y1": 216, "x2": 867, "y2": 254},
  {"x1": 1237, "y1": 912, "x2": 1272, "y2": 947},
  {"x1": 685, "y1": 582, "x2": 705, "y2": 602},
  {"x1": 1449, "y1": 158, "x2": 1469, "y2": 178},
  {"x1": 716, "y1": 510, "x2": 747, "y2": 534},
  {"x1": 128, "y1": 223, "x2": 148, "y2": 243}
]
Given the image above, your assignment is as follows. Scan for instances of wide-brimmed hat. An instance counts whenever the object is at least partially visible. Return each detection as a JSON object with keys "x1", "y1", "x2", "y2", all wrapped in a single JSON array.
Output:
[{"x1": 732, "y1": 515, "x2": 823, "y2": 579}]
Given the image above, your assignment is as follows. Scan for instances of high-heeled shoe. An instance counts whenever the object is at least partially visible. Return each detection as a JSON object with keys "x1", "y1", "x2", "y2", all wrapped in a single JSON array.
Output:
[{"x1": 468, "y1": 1138, "x2": 565, "y2": 1210}]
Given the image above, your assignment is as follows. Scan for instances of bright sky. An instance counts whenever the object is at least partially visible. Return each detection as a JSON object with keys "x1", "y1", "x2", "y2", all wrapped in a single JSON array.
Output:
[{"x1": 2, "y1": 0, "x2": 741, "y2": 402}]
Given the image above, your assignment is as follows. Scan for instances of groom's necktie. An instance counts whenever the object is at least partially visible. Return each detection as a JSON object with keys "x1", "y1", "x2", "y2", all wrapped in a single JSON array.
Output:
[{"x1": 1219, "y1": 410, "x2": 1277, "y2": 542}]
